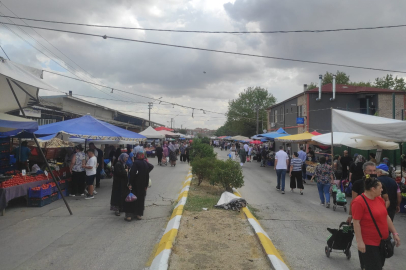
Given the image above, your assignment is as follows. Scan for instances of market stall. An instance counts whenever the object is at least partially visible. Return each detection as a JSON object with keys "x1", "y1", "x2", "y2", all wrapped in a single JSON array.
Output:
[{"x1": 157, "y1": 130, "x2": 180, "y2": 139}]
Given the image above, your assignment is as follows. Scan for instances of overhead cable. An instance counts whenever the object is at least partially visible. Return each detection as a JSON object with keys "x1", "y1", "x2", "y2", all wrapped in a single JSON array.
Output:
[
  {"x1": 0, "y1": 14, "x2": 405, "y2": 34},
  {"x1": 0, "y1": 21, "x2": 405, "y2": 74}
]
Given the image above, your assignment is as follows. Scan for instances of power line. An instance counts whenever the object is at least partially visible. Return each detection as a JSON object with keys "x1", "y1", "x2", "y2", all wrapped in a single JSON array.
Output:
[
  {"x1": 1, "y1": 21, "x2": 405, "y2": 74},
  {"x1": 0, "y1": 44, "x2": 9, "y2": 59},
  {"x1": 1, "y1": 14, "x2": 405, "y2": 34}
]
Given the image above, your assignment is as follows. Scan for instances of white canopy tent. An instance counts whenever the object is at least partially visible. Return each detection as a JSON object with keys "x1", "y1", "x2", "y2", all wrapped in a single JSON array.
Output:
[
  {"x1": 312, "y1": 132, "x2": 399, "y2": 150},
  {"x1": 139, "y1": 126, "x2": 165, "y2": 139},
  {"x1": 332, "y1": 109, "x2": 406, "y2": 142},
  {"x1": 0, "y1": 59, "x2": 58, "y2": 113}
]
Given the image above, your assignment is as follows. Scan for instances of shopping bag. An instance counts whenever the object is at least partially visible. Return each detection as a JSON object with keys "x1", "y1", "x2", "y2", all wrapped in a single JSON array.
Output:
[
  {"x1": 247, "y1": 157, "x2": 251, "y2": 162},
  {"x1": 148, "y1": 178, "x2": 152, "y2": 188},
  {"x1": 125, "y1": 192, "x2": 137, "y2": 202},
  {"x1": 166, "y1": 157, "x2": 170, "y2": 163},
  {"x1": 228, "y1": 153, "x2": 231, "y2": 159}
]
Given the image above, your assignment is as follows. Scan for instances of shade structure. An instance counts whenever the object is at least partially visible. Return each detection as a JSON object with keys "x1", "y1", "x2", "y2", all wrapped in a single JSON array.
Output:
[
  {"x1": 312, "y1": 132, "x2": 399, "y2": 150},
  {"x1": 0, "y1": 59, "x2": 59, "y2": 113},
  {"x1": 275, "y1": 131, "x2": 319, "y2": 143},
  {"x1": 251, "y1": 140, "x2": 263, "y2": 144},
  {"x1": 35, "y1": 115, "x2": 146, "y2": 141},
  {"x1": 332, "y1": 109, "x2": 406, "y2": 142},
  {"x1": 218, "y1": 136, "x2": 228, "y2": 139},
  {"x1": 155, "y1": 126, "x2": 174, "y2": 132},
  {"x1": 230, "y1": 135, "x2": 250, "y2": 141},
  {"x1": 258, "y1": 128, "x2": 290, "y2": 140},
  {"x1": 0, "y1": 113, "x2": 38, "y2": 136},
  {"x1": 173, "y1": 133, "x2": 186, "y2": 138},
  {"x1": 158, "y1": 130, "x2": 180, "y2": 138},
  {"x1": 139, "y1": 126, "x2": 165, "y2": 139}
]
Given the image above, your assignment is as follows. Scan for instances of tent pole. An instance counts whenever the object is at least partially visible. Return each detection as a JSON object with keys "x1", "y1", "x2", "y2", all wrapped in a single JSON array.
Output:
[
  {"x1": 7, "y1": 79, "x2": 73, "y2": 215},
  {"x1": 331, "y1": 108, "x2": 334, "y2": 160}
]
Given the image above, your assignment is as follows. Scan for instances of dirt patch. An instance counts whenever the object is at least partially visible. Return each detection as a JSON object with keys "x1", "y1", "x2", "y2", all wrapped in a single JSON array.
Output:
[{"x1": 169, "y1": 179, "x2": 270, "y2": 270}]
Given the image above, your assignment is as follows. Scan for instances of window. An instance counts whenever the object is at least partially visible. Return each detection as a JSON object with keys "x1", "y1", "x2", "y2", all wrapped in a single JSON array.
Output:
[
  {"x1": 297, "y1": 105, "x2": 303, "y2": 118},
  {"x1": 280, "y1": 107, "x2": 284, "y2": 122},
  {"x1": 37, "y1": 119, "x2": 56, "y2": 126},
  {"x1": 274, "y1": 110, "x2": 278, "y2": 123}
]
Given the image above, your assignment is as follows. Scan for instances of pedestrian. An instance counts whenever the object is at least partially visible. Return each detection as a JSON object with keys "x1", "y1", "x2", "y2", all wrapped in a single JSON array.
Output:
[
  {"x1": 13, "y1": 141, "x2": 31, "y2": 171},
  {"x1": 175, "y1": 141, "x2": 180, "y2": 156},
  {"x1": 340, "y1": 150, "x2": 353, "y2": 180},
  {"x1": 352, "y1": 175, "x2": 401, "y2": 270},
  {"x1": 244, "y1": 143, "x2": 249, "y2": 157},
  {"x1": 298, "y1": 146, "x2": 307, "y2": 184},
  {"x1": 185, "y1": 144, "x2": 190, "y2": 163},
  {"x1": 69, "y1": 144, "x2": 86, "y2": 196},
  {"x1": 381, "y1": 157, "x2": 395, "y2": 178},
  {"x1": 310, "y1": 156, "x2": 334, "y2": 208},
  {"x1": 289, "y1": 152, "x2": 304, "y2": 195},
  {"x1": 307, "y1": 147, "x2": 315, "y2": 162},
  {"x1": 274, "y1": 146, "x2": 289, "y2": 194},
  {"x1": 369, "y1": 153, "x2": 377, "y2": 164},
  {"x1": 113, "y1": 148, "x2": 122, "y2": 166},
  {"x1": 163, "y1": 144, "x2": 169, "y2": 164},
  {"x1": 230, "y1": 143, "x2": 237, "y2": 160},
  {"x1": 83, "y1": 149, "x2": 97, "y2": 200},
  {"x1": 180, "y1": 143, "x2": 187, "y2": 162},
  {"x1": 333, "y1": 155, "x2": 343, "y2": 181},
  {"x1": 260, "y1": 146, "x2": 267, "y2": 167},
  {"x1": 248, "y1": 145, "x2": 253, "y2": 162},
  {"x1": 89, "y1": 142, "x2": 104, "y2": 188},
  {"x1": 108, "y1": 146, "x2": 116, "y2": 163},
  {"x1": 239, "y1": 147, "x2": 246, "y2": 167},
  {"x1": 377, "y1": 164, "x2": 401, "y2": 222},
  {"x1": 168, "y1": 143, "x2": 177, "y2": 167},
  {"x1": 124, "y1": 150, "x2": 154, "y2": 221},
  {"x1": 350, "y1": 154, "x2": 365, "y2": 184},
  {"x1": 126, "y1": 145, "x2": 132, "y2": 155},
  {"x1": 110, "y1": 153, "x2": 129, "y2": 216},
  {"x1": 155, "y1": 144, "x2": 163, "y2": 165}
]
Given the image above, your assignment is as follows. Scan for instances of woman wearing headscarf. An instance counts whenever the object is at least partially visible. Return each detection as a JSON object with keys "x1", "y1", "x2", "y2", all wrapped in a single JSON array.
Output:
[
  {"x1": 155, "y1": 144, "x2": 163, "y2": 165},
  {"x1": 350, "y1": 154, "x2": 365, "y2": 184},
  {"x1": 163, "y1": 144, "x2": 169, "y2": 164},
  {"x1": 113, "y1": 148, "x2": 122, "y2": 166},
  {"x1": 110, "y1": 153, "x2": 129, "y2": 216},
  {"x1": 124, "y1": 150, "x2": 154, "y2": 221},
  {"x1": 168, "y1": 143, "x2": 177, "y2": 167}
]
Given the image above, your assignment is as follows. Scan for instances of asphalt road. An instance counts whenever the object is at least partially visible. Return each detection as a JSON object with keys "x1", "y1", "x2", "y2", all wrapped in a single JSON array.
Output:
[
  {"x1": 0, "y1": 157, "x2": 189, "y2": 270},
  {"x1": 216, "y1": 148, "x2": 406, "y2": 270}
]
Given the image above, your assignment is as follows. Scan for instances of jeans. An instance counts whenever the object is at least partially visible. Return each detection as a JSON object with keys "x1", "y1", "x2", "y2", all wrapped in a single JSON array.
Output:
[
  {"x1": 317, "y1": 182, "x2": 331, "y2": 204},
  {"x1": 261, "y1": 158, "x2": 266, "y2": 167},
  {"x1": 276, "y1": 169, "x2": 286, "y2": 191}
]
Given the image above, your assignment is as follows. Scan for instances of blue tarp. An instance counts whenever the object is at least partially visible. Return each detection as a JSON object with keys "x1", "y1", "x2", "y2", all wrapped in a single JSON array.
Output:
[
  {"x1": 0, "y1": 113, "x2": 38, "y2": 137},
  {"x1": 257, "y1": 128, "x2": 289, "y2": 140},
  {"x1": 35, "y1": 115, "x2": 145, "y2": 141}
]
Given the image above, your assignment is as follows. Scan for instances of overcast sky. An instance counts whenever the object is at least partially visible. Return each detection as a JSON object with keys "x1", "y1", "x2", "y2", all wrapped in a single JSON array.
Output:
[{"x1": 1, "y1": 0, "x2": 405, "y2": 130}]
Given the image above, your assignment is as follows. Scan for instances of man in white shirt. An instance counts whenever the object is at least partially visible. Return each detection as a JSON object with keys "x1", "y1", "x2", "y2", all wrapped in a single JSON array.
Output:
[
  {"x1": 83, "y1": 149, "x2": 97, "y2": 199},
  {"x1": 274, "y1": 145, "x2": 289, "y2": 194},
  {"x1": 243, "y1": 143, "x2": 249, "y2": 156}
]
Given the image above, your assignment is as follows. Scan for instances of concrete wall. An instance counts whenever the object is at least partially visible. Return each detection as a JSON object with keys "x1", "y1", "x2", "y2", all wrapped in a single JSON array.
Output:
[{"x1": 377, "y1": 94, "x2": 405, "y2": 120}]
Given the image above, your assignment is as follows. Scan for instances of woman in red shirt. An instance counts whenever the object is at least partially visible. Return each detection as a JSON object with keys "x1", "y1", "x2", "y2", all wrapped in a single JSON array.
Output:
[{"x1": 352, "y1": 176, "x2": 401, "y2": 270}]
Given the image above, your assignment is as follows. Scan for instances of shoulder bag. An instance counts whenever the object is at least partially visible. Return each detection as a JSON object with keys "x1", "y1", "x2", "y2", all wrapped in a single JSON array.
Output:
[{"x1": 360, "y1": 194, "x2": 394, "y2": 258}]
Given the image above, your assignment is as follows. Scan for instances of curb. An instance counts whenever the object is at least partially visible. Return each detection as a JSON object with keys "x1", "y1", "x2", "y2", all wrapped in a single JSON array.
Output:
[
  {"x1": 149, "y1": 168, "x2": 192, "y2": 270},
  {"x1": 233, "y1": 188, "x2": 290, "y2": 270}
]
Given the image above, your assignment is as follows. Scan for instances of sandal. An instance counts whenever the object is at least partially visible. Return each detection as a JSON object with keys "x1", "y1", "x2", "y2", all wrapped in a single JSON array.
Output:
[
  {"x1": 135, "y1": 215, "x2": 143, "y2": 220},
  {"x1": 124, "y1": 217, "x2": 132, "y2": 222},
  {"x1": 115, "y1": 211, "x2": 120, "y2": 216}
]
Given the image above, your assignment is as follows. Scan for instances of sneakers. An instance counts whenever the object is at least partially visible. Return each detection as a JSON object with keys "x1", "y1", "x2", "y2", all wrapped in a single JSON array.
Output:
[
  {"x1": 300, "y1": 191, "x2": 303, "y2": 195},
  {"x1": 290, "y1": 189, "x2": 294, "y2": 193},
  {"x1": 93, "y1": 190, "x2": 98, "y2": 195},
  {"x1": 320, "y1": 202, "x2": 325, "y2": 206},
  {"x1": 69, "y1": 194, "x2": 76, "y2": 197},
  {"x1": 85, "y1": 194, "x2": 94, "y2": 200},
  {"x1": 326, "y1": 203, "x2": 330, "y2": 208},
  {"x1": 80, "y1": 193, "x2": 85, "y2": 196},
  {"x1": 276, "y1": 187, "x2": 280, "y2": 191},
  {"x1": 281, "y1": 191, "x2": 285, "y2": 194}
]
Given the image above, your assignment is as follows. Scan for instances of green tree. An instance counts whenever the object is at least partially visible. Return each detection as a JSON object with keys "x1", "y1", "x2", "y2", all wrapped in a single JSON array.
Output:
[
  {"x1": 215, "y1": 122, "x2": 239, "y2": 137},
  {"x1": 322, "y1": 71, "x2": 350, "y2": 85},
  {"x1": 226, "y1": 87, "x2": 276, "y2": 136},
  {"x1": 375, "y1": 74, "x2": 395, "y2": 89},
  {"x1": 212, "y1": 159, "x2": 244, "y2": 192}
]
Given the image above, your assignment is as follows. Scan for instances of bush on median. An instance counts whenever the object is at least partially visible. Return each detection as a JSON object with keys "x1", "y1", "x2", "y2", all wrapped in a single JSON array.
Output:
[
  {"x1": 189, "y1": 138, "x2": 216, "y2": 163},
  {"x1": 212, "y1": 159, "x2": 244, "y2": 192},
  {"x1": 191, "y1": 157, "x2": 217, "y2": 186}
]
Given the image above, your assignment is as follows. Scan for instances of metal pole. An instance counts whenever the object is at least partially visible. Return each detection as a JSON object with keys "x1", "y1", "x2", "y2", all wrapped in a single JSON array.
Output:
[
  {"x1": 393, "y1": 93, "x2": 396, "y2": 119},
  {"x1": 331, "y1": 108, "x2": 334, "y2": 160},
  {"x1": 366, "y1": 98, "x2": 370, "y2": 115},
  {"x1": 7, "y1": 80, "x2": 72, "y2": 215},
  {"x1": 148, "y1": 102, "x2": 153, "y2": 127}
]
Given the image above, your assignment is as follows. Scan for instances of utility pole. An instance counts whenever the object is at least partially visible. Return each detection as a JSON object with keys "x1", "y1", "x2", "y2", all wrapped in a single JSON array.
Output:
[
  {"x1": 148, "y1": 102, "x2": 153, "y2": 126},
  {"x1": 171, "y1": 118, "x2": 173, "y2": 129},
  {"x1": 255, "y1": 105, "x2": 260, "y2": 135}
]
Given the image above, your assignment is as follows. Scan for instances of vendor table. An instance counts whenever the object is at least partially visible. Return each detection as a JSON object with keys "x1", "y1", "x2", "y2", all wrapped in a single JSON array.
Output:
[{"x1": 0, "y1": 179, "x2": 50, "y2": 215}]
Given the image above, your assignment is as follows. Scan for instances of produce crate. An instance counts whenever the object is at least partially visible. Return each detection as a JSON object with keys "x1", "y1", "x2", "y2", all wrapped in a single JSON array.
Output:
[
  {"x1": 57, "y1": 189, "x2": 68, "y2": 199},
  {"x1": 50, "y1": 192, "x2": 58, "y2": 202},
  {"x1": 28, "y1": 185, "x2": 52, "y2": 198},
  {"x1": 27, "y1": 196, "x2": 51, "y2": 207}
]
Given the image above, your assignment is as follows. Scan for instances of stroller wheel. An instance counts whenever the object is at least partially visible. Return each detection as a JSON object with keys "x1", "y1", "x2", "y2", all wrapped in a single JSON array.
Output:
[
  {"x1": 346, "y1": 249, "x2": 351, "y2": 260},
  {"x1": 333, "y1": 205, "x2": 336, "y2": 211},
  {"x1": 344, "y1": 206, "x2": 347, "y2": 212},
  {"x1": 325, "y1": 246, "x2": 330, "y2": 258}
]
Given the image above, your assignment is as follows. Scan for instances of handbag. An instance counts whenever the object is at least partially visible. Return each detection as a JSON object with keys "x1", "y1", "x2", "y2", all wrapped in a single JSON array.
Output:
[
  {"x1": 360, "y1": 195, "x2": 394, "y2": 258},
  {"x1": 148, "y1": 178, "x2": 152, "y2": 188}
]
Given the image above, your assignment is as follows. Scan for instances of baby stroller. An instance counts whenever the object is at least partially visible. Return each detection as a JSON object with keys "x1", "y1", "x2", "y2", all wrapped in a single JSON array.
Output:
[
  {"x1": 331, "y1": 184, "x2": 347, "y2": 212},
  {"x1": 325, "y1": 222, "x2": 354, "y2": 259}
]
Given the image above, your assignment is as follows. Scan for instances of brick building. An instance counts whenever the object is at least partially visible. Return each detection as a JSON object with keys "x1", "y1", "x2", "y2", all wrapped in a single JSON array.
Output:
[{"x1": 267, "y1": 83, "x2": 406, "y2": 137}]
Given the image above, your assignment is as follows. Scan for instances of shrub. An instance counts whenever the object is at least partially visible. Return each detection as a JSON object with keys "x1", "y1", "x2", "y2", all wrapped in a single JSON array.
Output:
[
  {"x1": 212, "y1": 159, "x2": 244, "y2": 192},
  {"x1": 189, "y1": 138, "x2": 216, "y2": 163},
  {"x1": 191, "y1": 157, "x2": 217, "y2": 186}
]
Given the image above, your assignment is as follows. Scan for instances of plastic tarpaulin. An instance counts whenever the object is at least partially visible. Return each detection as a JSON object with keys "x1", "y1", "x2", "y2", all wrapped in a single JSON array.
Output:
[
  {"x1": 257, "y1": 128, "x2": 290, "y2": 140},
  {"x1": 275, "y1": 131, "x2": 319, "y2": 143},
  {"x1": 155, "y1": 126, "x2": 174, "y2": 132},
  {"x1": 35, "y1": 115, "x2": 146, "y2": 141},
  {"x1": 312, "y1": 132, "x2": 399, "y2": 150},
  {"x1": 0, "y1": 113, "x2": 38, "y2": 136},
  {"x1": 0, "y1": 59, "x2": 58, "y2": 113},
  {"x1": 230, "y1": 135, "x2": 250, "y2": 141},
  {"x1": 139, "y1": 126, "x2": 165, "y2": 139},
  {"x1": 332, "y1": 109, "x2": 406, "y2": 142}
]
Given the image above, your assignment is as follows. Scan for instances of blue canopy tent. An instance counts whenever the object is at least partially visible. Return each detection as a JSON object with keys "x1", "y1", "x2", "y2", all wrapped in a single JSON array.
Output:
[
  {"x1": 0, "y1": 113, "x2": 38, "y2": 137},
  {"x1": 257, "y1": 128, "x2": 290, "y2": 140},
  {"x1": 35, "y1": 115, "x2": 146, "y2": 142}
]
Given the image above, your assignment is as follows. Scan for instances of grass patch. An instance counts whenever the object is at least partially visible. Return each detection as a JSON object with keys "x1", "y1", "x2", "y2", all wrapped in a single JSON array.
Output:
[
  {"x1": 184, "y1": 192, "x2": 219, "y2": 212},
  {"x1": 247, "y1": 205, "x2": 261, "y2": 220}
]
